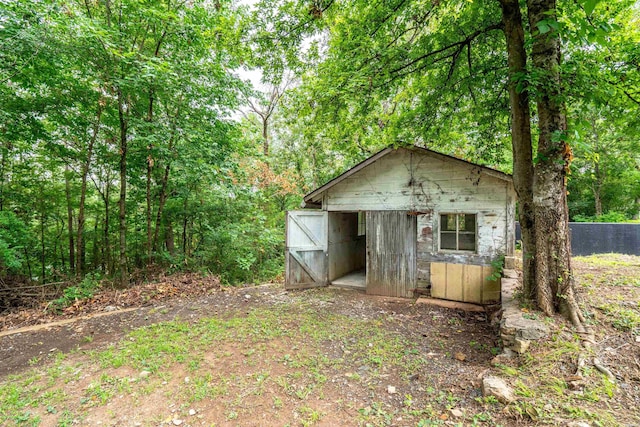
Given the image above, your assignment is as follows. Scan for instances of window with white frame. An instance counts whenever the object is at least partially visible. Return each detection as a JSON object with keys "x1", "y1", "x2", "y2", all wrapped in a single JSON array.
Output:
[{"x1": 439, "y1": 213, "x2": 477, "y2": 251}]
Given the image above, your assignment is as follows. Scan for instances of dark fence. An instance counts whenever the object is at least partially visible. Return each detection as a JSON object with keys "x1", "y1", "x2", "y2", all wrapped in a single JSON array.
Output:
[{"x1": 515, "y1": 222, "x2": 640, "y2": 256}]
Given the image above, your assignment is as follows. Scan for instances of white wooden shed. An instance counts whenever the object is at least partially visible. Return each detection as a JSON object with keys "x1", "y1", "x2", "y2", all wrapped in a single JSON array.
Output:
[{"x1": 285, "y1": 145, "x2": 516, "y2": 304}]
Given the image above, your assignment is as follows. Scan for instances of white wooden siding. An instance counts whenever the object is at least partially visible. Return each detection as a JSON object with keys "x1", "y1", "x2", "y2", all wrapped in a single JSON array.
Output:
[{"x1": 325, "y1": 149, "x2": 511, "y2": 257}]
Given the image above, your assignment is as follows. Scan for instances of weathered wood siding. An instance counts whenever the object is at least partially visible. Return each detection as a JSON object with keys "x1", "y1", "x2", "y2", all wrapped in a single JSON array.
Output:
[
  {"x1": 326, "y1": 149, "x2": 510, "y2": 213},
  {"x1": 320, "y1": 148, "x2": 515, "y2": 300},
  {"x1": 324, "y1": 149, "x2": 514, "y2": 288},
  {"x1": 285, "y1": 211, "x2": 328, "y2": 290},
  {"x1": 328, "y1": 212, "x2": 365, "y2": 281},
  {"x1": 366, "y1": 211, "x2": 416, "y2": 298}
]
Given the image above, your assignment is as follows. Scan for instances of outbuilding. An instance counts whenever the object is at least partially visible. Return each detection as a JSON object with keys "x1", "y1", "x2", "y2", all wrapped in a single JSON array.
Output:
[{"x1": 285, "y1": 145, "x2": 516, "y2": 304}]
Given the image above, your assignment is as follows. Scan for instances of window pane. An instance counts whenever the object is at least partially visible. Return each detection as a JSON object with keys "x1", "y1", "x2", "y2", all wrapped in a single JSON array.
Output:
[
  {"x1": 441, "y1": 214, "x2": 456, "y2": 231},
  {"x1": 441, "y1": 232, "x2": 457, "y2": 250},
  {"x1": 459, "y1": 233, "x2": 476, "y2": 251},
  {"x1": 463, "y1": 214, "x2": 475, "y2": 232}
]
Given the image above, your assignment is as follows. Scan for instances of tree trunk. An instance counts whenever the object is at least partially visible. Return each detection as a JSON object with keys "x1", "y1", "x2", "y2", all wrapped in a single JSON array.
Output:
[
  {"x1": 103, "y1": 182, "x2": 111, "y2": 274},
  {"x1": 64, "y1": 165, "x2": 75, "y2": 274},
  {"x1": 152, "y1": 127, "x2": 176, "y2": 252},
  {"x1": 40, "y1": 197, "x2": 46, "y2": 283},
  {"x1": 182, "y1": 194, "x2": 189, "y2": 257},
  {"x1": 146, "y1": 148, "x2": 153, "y2": 261},
  {"x1": 262, "y1": 118, "x2": 269, "y2": 156},
  {"x1": 0, "y1": 141, "x2": 8, "y2": 211},
  {"x1": 593, "y1": 179, "x2": 603, "y2": 217},
  {"x1": 77, "y1": 102, "x2": 103, "y2": 277},
  {"x1": 498, "y1": 0, "x2": 536, "y2": 300},
  {"x1": 146, "y1": 87, "x2": 154, "y2": 263},
  {"x1": 527, "y1": 0, "x2": 580, "y2": 322},
  {"x1": 165, "y1": 220, "x2": 176, "y2": 256},
  {"x1": 117, "y1": 88, "x2": 129, "y2": 286}
]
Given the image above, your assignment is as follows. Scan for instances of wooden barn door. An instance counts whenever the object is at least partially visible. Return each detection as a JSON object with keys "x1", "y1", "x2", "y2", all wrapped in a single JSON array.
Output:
[
  {"x1": 285, "y1": 210, "x2": 328, "y2": 289},
  {"x1": 366, "y1": 211, "x2": 416, "y2": 298}
]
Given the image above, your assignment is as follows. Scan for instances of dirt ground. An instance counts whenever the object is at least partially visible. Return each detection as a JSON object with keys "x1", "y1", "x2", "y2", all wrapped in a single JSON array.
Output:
[
  {"x1": 1, "y1": 278, "x2": 502, "y2": 426},
  {"x1": 1, "y1": 256, "x2": 639, "y2": 426}
]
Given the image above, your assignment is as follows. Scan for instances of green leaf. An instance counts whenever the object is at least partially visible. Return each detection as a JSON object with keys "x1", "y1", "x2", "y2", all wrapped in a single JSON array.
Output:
[
  {"x1": 583, "y1": 0, "x2": 600, "y2": 16},
  {"x1": 537, "y1": 21, "x2": 551, "y2": 34}
]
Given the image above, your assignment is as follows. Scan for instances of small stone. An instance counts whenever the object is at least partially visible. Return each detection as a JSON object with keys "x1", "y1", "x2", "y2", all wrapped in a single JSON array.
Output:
[
  {"x1": 512, "y1": 338, "x2": 530, "y2": 354},
  {"x1": 188, "y1": 409, "x2": 196, "y2": 416},
  {"x1": 635, "y1": 336, "x2": 640, "y2": 343},
  {"x1": 244, "y1": 294, "x2": 251, "y2": 300},
  {"x1": 566, "y1": 422, "x2": 591, "y2": 427},
  {"x1": 139, "y1": 370, "x2": 151, "y2": 378},
  {"x1": 104, "y1": 305, "x2": 117, "y2": 312},
  {"x1": 482, "y1": 376, "x2": 516, "y2": 404},
  {"x1": 172, "y1": 420, "x2": 183, "y2": 426},
  {"x1": 387, "y1": 385, "x2": 397, "y2": 394},
  {"x1": 134, "y1": 423, "x2": 142, "y2": 427},
  {"x1": 184, "y1": 376, "x2": 190, "y2": 384},
  {"x1": 543, "y1": 403, "x2": 553, "y2": 412},
  {"x1": 450, "y1": 408, "x2": 463, "y2": 417},
  {"x1": 454, "y1": 352, "x2": 466, "y2": 361}
]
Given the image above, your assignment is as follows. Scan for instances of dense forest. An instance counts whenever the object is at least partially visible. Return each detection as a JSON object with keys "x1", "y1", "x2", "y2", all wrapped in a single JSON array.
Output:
[{"x1": 0, "y1": 0, "x2": 638, "y2": 305}]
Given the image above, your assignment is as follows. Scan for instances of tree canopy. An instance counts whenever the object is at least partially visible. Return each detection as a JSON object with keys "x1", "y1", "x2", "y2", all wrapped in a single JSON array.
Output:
[{"x1": 0, "y1": 0, "x2": 638, "y2": 318}]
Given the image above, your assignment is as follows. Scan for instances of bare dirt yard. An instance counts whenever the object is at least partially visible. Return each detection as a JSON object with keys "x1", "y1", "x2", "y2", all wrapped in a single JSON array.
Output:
[{"x1": 1, "y1": 254, "x2": 639, "y2": 426}]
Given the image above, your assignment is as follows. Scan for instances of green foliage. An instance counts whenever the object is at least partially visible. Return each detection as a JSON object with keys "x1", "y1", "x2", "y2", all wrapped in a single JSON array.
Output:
[
  {"x1": 487, "y1": 255, "x2": 505, "y2": 282},
  {"x1": 0, "y1": 211, "x2": 30, "y2": 273},
  {"x1": 49, "y1": 274, "x2": 101, "y2": 312},
  {"x1": 573, "y1": 212, "x2": 631, "y2": 223}
]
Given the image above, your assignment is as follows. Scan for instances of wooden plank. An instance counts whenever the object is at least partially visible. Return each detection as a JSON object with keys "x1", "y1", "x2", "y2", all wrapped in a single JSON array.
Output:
[
  {"x1": 430, "y1": 262, "x2": 447, "y2": 299},
  {"x1": 463, "y1": 265, "x2": 483, "y2": 304},
  {"x1": 289, "y1": 214, "x2": 321, "y2": 246},
  {"x1": 290, "y1": 251, "x2": 321, "y2": 283},
  {"x1": 285, "y1": 210, "x2": 328, "y2": 290},
  {"x1": 446, "y1": 263, "x2": 464, "y2": 301},
  {"x1": 415, "y1": 297, "x2": 485, "y2": 312},
  {"x1": 482, "y1": 265, "x2": 501, "y2": 303},
  {"x1": 366, "y1": 211, "x2": 416, "y2": 298}
]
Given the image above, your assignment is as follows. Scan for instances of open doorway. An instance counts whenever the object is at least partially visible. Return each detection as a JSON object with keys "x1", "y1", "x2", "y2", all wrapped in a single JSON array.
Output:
[{"x1": 328, "y1": 212, "x2": 366, "y2": 289}]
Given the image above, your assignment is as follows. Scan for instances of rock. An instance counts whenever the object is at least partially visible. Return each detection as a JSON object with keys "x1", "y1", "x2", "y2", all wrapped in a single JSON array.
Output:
[
  {"x1": 172, "y1": 420, "x2": 183, "y2": 426},
  {"x1": 502, "y1": 315, "x2": 550, "y2": 340},
  {"x1": 450, "y1": 408, "x2": 463, "y2": 417},
  {"x1": 139, "y1": 370, "x2": 151, "y2": 378},
  {"x1": 566, "y1": 422, "x2": 591, "y2": 427},
  {"x1": 512, "y1": 338, "x2": 531, "y2": 354},
  {"x1": 635, "y1": 336, "x2": 640, "y2": 343},
  {"x1": 184, "y1": 376, "x2": 190, "y2": 384},
  {"x1": 104, "y1": 305, "x2": 117, "y2": 312},
  {"x1": 543, "y1": 403, "x2": 553, "y2": 412},
  {"x1": 454, "y1": 352, "x2": 466, "y2": 361},
  {"x1": 482, "y1": 376, "x2": 516, "y2": 404},
  {"x1": 491, "y1": 350, "x2": 514, "y2": 366},
  {"x1": 188, "y1": 409, "x2": 196, "y2": 416},
  {"x1": 387, "y1": 385, "x2": 397, "y2": 394},
  {"x1": 244, "y1": 294, "x2": 251, "y2": 300}
]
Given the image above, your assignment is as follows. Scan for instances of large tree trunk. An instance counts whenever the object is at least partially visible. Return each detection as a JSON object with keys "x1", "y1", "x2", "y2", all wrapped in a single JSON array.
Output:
[
  {"x1": 498, "y1": 0, "x2": 536, "y2": 300},
  {"x1": 77, "y1": 102, "x2": 103, "y2": 277},
  {"x1": 527, "y1": 0, "x2": 581, "y2": 323},
  {"x1": 117, "y1": 88, "x2": 129, "y2": 286}
]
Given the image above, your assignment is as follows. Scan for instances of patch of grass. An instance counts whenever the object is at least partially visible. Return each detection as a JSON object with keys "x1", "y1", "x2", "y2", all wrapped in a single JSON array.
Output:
[
  {"x1": 358, "y1": 401, "x2": 394, "y2": 426},
  {"x1": 298, "y1": 405, "x2": 323, "y2": 426},
  {"x1": 573, "y1": 254, "x2": 638, "y2": 268},
  {"x1": 83, "y1": 374, "x2": 130, "y2": 406},
  {"x1": 597, "y1": 303, "x2": 640, "y2": 331}
]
